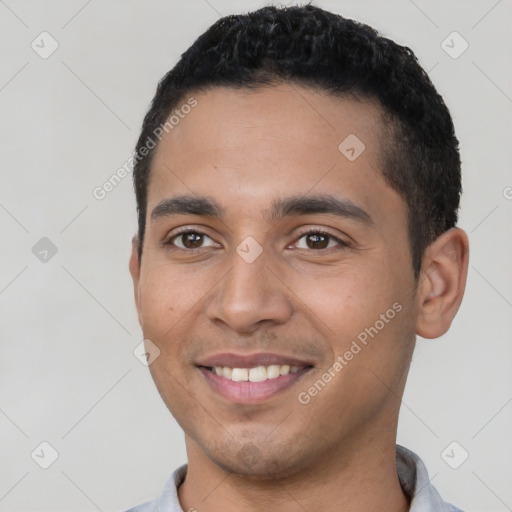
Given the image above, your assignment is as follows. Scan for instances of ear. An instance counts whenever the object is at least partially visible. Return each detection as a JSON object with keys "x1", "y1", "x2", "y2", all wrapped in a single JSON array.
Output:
[
  {"x1": 129, "y1": 234, "x2": 143, "y2": 326},
  {"x1": 415, "y1": 227, "x2": 469, "y2": 339}
]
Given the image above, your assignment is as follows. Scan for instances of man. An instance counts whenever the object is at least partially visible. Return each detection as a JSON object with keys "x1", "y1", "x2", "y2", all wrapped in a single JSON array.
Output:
[{"x1": 127, "y1": 4, "x2": 469, "y2": 511}]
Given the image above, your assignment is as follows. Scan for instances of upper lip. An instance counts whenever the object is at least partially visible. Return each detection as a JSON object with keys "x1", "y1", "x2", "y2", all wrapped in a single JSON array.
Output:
[{"x1": 197, "y1": 352, "x2": 314, "y2": 369}]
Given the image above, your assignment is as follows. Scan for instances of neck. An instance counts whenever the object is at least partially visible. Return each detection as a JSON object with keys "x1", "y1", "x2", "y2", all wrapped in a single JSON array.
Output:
[{"x1": 178, "y1": 430, "x2": 409, "y2": 512}]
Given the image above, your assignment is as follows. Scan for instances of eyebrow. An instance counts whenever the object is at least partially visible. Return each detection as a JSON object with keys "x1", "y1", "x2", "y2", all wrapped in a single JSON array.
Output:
[
  {"x1": 268, "y1": 194, "x2": 374, "y2": 226},
  {"x1": 151, "y1": 196, "x2": 223, "y2": 221},
  {"x1": 150, "y1": 194, "x2": 373, "y2": 226}
]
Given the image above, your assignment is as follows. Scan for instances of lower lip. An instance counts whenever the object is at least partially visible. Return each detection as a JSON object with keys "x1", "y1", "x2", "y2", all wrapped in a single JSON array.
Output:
[{"x1": 199, "y1": 367, "x2": 312, "y2": 404}]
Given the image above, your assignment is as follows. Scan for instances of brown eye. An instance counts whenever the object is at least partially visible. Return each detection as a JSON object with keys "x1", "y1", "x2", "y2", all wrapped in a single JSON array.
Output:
[
  {"x1": 294, "y1": 230, "x2": 347, "y2": 250},
  {"x1": 169, "y1": 231, "x2": 216, "y2": 249},
  {"x1": 305, "y1": 233, "x2": 329, "y2": 249},
  {"x1": 181, "y1": 232, "x2": 204, "y2": 248}
]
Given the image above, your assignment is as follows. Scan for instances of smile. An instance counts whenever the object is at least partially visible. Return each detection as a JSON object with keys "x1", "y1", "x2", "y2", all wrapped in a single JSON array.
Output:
[
  {"x1": 198, "y1": 364, "x2": 313, "y2": 404},
  {"x1": 196, "y1": 352, "x2": 315, "y2": 403},
  {"x1": 206, "y1": 364, "x2": 301, "y2": 382}
]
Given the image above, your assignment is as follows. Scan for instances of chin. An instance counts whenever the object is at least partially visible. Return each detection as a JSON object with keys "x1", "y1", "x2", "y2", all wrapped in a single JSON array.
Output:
[{"x1": 201, "y1": 436, "x2": 313, "y2": 480}]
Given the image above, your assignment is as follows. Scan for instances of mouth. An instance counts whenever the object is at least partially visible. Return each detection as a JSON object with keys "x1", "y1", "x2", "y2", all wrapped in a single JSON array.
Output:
[{"x1": 196, "y1": 353, "x2": 314, "y2": 404}]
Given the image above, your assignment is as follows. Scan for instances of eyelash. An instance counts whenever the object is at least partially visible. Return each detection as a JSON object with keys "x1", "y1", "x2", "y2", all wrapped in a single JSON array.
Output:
[{"x1": 163, "y1": 228, "x2": 350, "y2": 251}]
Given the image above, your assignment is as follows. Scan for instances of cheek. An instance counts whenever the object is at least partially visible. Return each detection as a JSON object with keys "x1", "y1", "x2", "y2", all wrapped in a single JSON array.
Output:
[
  {"x1": 138, "y1": 264, "x2": 201, "y2": 332},
  {"x1": 290, "y1": 262, "x2": 412, "y2": 378},
  {"x1": 289, "y1": 265, "x2": 393, "y2": 339}
]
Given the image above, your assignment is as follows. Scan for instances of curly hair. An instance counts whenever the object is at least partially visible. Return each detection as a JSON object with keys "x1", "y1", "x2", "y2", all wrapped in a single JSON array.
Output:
[{"x1": 132, "y1": 4, "x2": 461, "y2": 278}]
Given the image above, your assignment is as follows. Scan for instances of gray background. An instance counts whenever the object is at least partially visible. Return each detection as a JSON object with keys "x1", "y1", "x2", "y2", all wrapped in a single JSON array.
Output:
[{"x1": 0, "y1": 0, "x2": 510, "y2": 510}]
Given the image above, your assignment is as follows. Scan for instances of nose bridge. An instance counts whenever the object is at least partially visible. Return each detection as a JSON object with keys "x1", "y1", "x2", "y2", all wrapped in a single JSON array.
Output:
[
  {"x1": 228, "y1": 249, "x2": 269, "y2": 300},
  {"x1": 206, "y1": 243, "x2": 292, "y2": 332}
]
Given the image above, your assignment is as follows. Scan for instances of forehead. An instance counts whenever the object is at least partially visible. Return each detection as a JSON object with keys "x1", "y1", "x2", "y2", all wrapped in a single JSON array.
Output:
[{"x1": 147, "y1": 85, "x2": 403, "y2": 226}]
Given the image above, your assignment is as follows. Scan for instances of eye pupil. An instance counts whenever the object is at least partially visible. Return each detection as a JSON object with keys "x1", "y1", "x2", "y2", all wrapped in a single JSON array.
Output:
[
  {"x1": 306, "y1": 233, "x2": 329, "y2": 249},
  {"x1": 183, "y1": 232, "x2": 203, "y2": 249}
]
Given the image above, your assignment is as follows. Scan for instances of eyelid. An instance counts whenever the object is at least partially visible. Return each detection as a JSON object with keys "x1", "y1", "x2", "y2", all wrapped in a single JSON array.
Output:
[
  {"x1": 162, "y1": 226, "x2": 351, "y2": 251},
  {"x1": 162, "y1": 226, "x2": 219, "y2": 249},
  {"x1": 291, "y1": 227, "x2": 351, "y2": 249}
]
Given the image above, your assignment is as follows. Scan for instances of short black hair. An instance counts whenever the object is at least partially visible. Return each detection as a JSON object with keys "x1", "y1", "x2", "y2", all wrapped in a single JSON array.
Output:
[{"x1": 132, "y1": 4, "x2": 461, "y2": 278}]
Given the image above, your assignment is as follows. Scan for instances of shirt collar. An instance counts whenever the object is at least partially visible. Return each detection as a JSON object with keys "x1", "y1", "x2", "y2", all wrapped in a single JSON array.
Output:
[{"x1": 396, "y1": 445, "x2": 463, "y2": 511}]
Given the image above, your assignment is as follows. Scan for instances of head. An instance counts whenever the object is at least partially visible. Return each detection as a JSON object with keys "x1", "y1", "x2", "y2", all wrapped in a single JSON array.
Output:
[{"x1": 129, "y1": 5, "x2": 468, "y2": 479}]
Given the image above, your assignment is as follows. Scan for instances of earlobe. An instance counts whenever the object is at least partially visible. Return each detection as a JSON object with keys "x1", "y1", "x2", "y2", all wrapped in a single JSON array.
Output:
[
  {"x1": 415, "y1": 228, "x2": 469, "y2": 339},
  {"x1": 129, "y1": 235, "x2": 143, "y2": 326}
]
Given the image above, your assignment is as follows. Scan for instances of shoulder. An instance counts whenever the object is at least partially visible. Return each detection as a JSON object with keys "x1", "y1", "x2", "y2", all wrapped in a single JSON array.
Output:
[
  {"x1": 123, "y1": 500, "x2": 157, "y2": 512},
  {"x1": 396, "y1": 445, "x2": 465, "y2": 512},
  {"x1": 122, "y1": 464, "x2": 188, "y2": 512}
]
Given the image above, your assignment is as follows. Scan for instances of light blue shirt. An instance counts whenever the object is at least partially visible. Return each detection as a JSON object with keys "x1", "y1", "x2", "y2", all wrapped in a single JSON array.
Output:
[{"x1": 125, "y1": 445, "x2": 463, "y2": 512}]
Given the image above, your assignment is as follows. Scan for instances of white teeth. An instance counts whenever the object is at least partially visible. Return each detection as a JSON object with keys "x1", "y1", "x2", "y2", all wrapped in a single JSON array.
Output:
[
  {"x1": 249, "y1": 366, "x2": 267, "y2": 382},
  {"x1": 267, "y1": 365, "x2": 281, "y2": 379},
  {"x1": 231, "y1": 368, "x2": 249, "y2": 381},
  {"x1": 280, "y1": 365, "x2": 290, "y2": 375},
  {"x1": 210, "y1": 363, "x2": 306, "y2": 382}
]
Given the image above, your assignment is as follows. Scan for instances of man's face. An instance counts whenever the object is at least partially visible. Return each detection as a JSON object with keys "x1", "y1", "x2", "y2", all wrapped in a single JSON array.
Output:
[{"x1": 130, "y1": 85, "x2": 419, "y2": 477}]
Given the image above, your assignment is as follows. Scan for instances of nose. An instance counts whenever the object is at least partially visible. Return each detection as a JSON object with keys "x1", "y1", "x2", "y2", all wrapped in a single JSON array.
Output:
[{"x1": 205, "y1": 250, "x2": 293, "y2": 334}]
